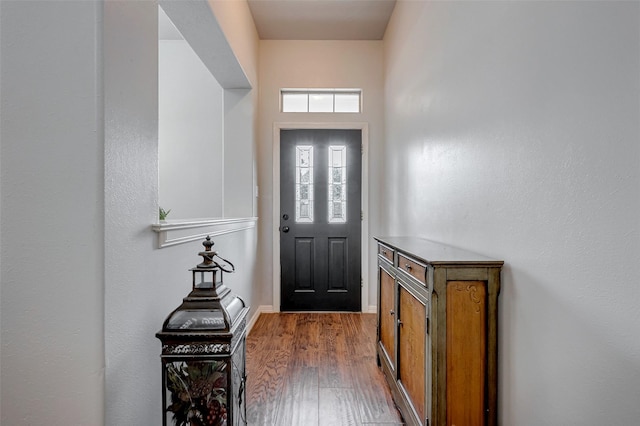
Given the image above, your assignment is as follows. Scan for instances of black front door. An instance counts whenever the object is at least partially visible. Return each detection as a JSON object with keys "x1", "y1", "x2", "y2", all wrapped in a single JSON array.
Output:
[{"x1": 280, "y1": 129, "x2": 362, "y2": 311}]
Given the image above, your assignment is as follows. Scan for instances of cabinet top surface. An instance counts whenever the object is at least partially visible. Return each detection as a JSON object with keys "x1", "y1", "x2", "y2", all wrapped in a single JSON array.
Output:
[{"x1": 374, "y1": 236, "x2": 504, "y2": 267}]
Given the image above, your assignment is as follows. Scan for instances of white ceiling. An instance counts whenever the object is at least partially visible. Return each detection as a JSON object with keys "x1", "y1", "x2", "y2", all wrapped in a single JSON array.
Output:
[{"x1": 247, "y1": 0, "x2": 397, "y2": 40}]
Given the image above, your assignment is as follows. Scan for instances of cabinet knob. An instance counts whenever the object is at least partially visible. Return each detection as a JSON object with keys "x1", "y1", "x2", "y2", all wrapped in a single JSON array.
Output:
[
  {"x1": 405, "y1": 263, "x2": 412, "y2": 270},
  {"x1": 397, "y1": 319, "x2": 403, "y2": 327},
  {"x1": 382, "y1": 250, "x2": 387, "y2": 255},
  {"x1": 389, "y1": 310, "x2": 395, "y2": 316}
]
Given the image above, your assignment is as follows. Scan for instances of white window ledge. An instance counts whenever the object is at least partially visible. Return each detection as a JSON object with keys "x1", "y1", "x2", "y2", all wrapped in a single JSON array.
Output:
[{"x1": 152, "y1": 217, "x2": 257, "y2": 248}]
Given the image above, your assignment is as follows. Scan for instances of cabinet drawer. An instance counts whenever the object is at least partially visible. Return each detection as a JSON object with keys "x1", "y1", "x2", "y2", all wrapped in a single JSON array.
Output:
[
  {"x1": 398, "y1": 253, "x2": 427, "y2": 285},
  {"x1": 378, "y1": 243, "x2": 394, "y2": 263}
]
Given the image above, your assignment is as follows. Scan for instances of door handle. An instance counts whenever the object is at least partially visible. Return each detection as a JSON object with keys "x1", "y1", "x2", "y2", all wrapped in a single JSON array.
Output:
[{"x1": 282, "y1": 226, "x2": 290, "y2": 233}]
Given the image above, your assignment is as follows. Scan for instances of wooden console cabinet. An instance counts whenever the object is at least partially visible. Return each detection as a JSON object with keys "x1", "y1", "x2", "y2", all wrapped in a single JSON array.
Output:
[{"x1": 374, "y1": 237, "x2": 503, "y2": 426}]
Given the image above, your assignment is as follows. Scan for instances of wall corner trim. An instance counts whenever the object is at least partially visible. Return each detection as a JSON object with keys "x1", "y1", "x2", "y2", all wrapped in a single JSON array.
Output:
[{"x1": 152, "y1": 217, "x2": 257, "y2": 248}]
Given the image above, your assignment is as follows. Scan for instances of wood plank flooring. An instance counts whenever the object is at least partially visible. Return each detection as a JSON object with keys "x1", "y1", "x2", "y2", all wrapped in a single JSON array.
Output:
[{"x1": 246, "y1": 312, "x2": 404, "y2": 426}]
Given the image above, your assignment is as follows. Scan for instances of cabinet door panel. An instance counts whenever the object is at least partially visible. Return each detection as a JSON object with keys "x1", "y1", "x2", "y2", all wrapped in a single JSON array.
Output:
[
  {"x1": 446, "y1": 281, "x2": 486, "y2": 426},
  {"x1": 379, "y1": 267, "x2": 395, "y2": 367},
  {"x1": 399, "y1": 285, "x2": 426, "y2": 423}
]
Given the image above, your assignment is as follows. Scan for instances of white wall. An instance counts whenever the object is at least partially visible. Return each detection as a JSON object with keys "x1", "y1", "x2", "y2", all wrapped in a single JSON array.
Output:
[
  {"x1": 224, "y1": 87, "x2": 257, "y2": 217},
  {"x1": 104, "y1": 1, "x2": 259, "y2": 426},
  {"x1": 207, "y1": 0, "x2": 260, "y2": 219},
  {"x1": 0, "y1": 1, "x2": 258, "y2": 425},
  {"x1": 258, "y1": 40, "x2": 385, "y2": 311},
  {"x1": 384, "y1": 1, "x2": 640, "y2": 423},
  {"x1": 207, "y1": 0, "x2": 259, "y2": 88},
  {"x1": 0, "y1": 1, "x2": 104, "y2": 424},
  {"x1": 104, "y1": 2, "x2": 260, "y2": 425},
  {"x1": 159, "y1": 39, "x2": 224, "y2": 219},
  {"x1": 160, "y1": 0, "x2": 258, "y2": 220}
]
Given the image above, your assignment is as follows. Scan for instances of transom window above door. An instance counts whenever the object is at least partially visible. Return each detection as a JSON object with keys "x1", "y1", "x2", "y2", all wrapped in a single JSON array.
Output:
[{"x1": 281, "y1": 89, "x2": 362, "y2": 113}]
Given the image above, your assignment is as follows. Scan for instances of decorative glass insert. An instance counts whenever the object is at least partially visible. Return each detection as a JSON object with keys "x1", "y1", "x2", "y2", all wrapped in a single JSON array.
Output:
[
  {"x1": 328, "y1": 146, "x2": 347, "y2": 223},
  {"x1": 295, "y1": 145, "x2": 314, "y2": 223}
]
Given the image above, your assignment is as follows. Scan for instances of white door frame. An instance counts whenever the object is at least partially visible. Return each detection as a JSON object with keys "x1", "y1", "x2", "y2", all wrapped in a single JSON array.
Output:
[{"x1": 272, "y1": 122, "x2": 370, "y2": 312}]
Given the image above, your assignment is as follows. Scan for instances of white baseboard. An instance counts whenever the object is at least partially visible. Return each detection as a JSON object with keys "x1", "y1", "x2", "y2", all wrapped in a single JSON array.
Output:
[{"x1": 247, "y1": 305, "x2": 274, "y2": 334}]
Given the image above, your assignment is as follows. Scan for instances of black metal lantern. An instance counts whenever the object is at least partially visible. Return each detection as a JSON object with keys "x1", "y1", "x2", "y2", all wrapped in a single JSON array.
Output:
[{"x1": 156, "y1": 236, "x2": 249, "y2": 426}]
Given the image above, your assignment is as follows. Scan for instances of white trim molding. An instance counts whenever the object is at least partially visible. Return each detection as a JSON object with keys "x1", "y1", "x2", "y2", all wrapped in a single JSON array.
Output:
[
  {"x1": 272, "y1": 122, "x2": 370, "y2": 313},
  {"x1": 152, "y1": 217, "x2": 257, "y2": 248}
]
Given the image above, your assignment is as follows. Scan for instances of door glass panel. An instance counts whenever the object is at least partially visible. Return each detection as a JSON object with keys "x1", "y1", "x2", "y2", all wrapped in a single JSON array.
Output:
[
  {"x1": 328, "y1": 146, "x2": 347, "y2": 223},
  {"x1": 296, "y1": 145, "x2": 314, "y2": 222}
]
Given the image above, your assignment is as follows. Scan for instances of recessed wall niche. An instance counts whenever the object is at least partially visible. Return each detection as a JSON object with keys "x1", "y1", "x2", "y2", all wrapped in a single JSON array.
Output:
[
  {"x1": 158, "y1": 6, "x2": 223, "y2": 220},
  {"x1": 157, "y1": 4, "x2": 255, "y2": 222}
]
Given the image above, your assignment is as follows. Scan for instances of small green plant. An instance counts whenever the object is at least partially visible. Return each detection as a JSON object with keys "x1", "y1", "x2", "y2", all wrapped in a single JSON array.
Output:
[{"x1": 159, "y1": 207, "x2": 171, "y2": 221}]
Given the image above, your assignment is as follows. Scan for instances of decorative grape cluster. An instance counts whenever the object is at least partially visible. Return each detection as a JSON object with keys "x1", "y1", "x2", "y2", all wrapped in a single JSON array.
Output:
[{"x1": 204, "y1": 399, "x2": 227, "y2": 426}]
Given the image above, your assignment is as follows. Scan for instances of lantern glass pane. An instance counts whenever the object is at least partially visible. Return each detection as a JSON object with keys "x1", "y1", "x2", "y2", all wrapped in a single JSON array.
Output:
[
  {"x1": 165, "y1": 310, "x2": 226, "y2": 330},
  {"x1": 164, "y1": 360, "x2": 228, "y2": 425}
]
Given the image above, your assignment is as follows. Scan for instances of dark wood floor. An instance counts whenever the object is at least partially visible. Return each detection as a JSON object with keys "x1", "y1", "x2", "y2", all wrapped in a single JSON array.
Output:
[{"x1": 245, "y1": 312, "x2": 404, "y2": 426}]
